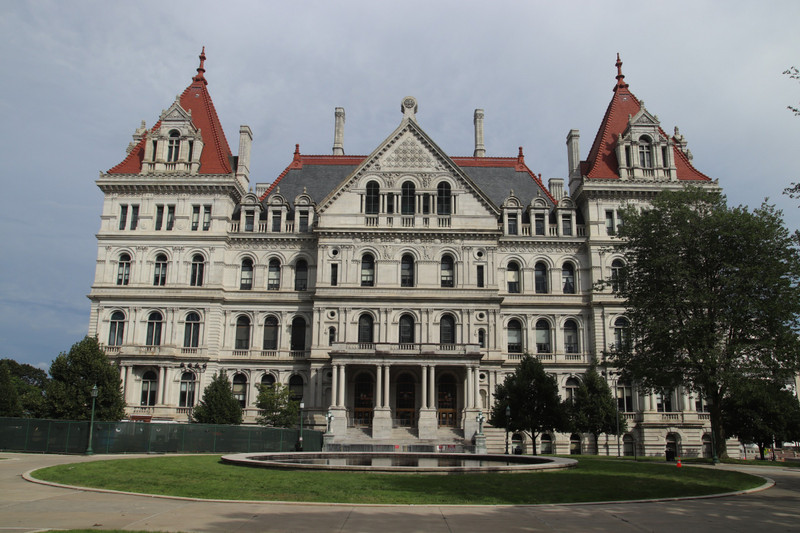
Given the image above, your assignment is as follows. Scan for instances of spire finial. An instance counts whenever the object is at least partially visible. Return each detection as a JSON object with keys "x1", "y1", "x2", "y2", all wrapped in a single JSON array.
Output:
[
  {"x1": 615, "y1": 53, "x2": 628, "y2": 90},
  {"x1": 193, "y1": 46, "x2": 208, "y2": 85}
]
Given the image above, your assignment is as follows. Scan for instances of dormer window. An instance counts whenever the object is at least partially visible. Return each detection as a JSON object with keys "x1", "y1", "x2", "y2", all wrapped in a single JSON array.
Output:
[
  {"x1": 508, "y1": 213, "x2": 518, "y2": 235},
  {"x1": 167, "y1": 130, "x2": 180, "y2": 162},
  {"x1": 638, "y1": 136, "x2": 653, "y2": 168}
]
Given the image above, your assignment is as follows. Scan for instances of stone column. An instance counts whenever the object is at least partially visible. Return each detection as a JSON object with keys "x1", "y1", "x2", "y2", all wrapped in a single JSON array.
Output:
[
  {"x1": 158, "y1": 366, "x2": 165, "y2": 405},
  {"x1": 338, "y1": 365, "x2": 347, "y2": 407},
  {"x1": 372, "y1": 363, "x2": 392, "y2": 439},
  {"x1": 375, "y1": 364, "x2": 383, "y2": 408},
  {"x1": 383, "y1": 365, "x2": 390, "y2": 407},
  {"x1": 331, "y1": 363, "x2": 339, "y2": 407},
  {"x1": 418, "y1": 364, "x2": 438, "y2": 440},
  {"x1": 125, "y1": 365, "x2": 134, "y2": 405},
  {"x1": 421, "y1": 365, "x2": 428, "y2": 409}
]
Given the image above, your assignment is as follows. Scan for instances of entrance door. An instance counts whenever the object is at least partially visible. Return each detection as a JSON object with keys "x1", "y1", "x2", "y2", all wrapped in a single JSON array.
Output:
[
  {"x1": 353, "y1": 373, "x2": 374, "y2": 427},
  {"x1": 437, "y1": 374, "x2": 457, "y2": 427},
  {"x1": 395, "y1": 373, "x2": 416, "y2": 427}
]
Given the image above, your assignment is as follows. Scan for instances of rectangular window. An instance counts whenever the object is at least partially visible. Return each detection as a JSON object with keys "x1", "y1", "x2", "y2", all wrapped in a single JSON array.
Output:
[
  {"x1": 662, "y1": 146, "x2": 668, "y2": 168},
  {"x1": 119, "y1": 204, "x2": 128, "y2": 230},
  {"x1": 561, "y1": 214, "x2": 572, "y2": 236},
  {"x1": 245, "y1": 212, "x2": 254, "y2": 232},
  {"x1": 151, "y1": 140, "x2": 157, "y2": 162},
  {"x1": 299, "y1": 212, "x2": 309, "y2": 232},
  {"x1": 534, "y1": 213, "x2": 545, "y2": 235},
  {"x1": 202, "y1": 205, "x2": 211, "y2": 231},
  {"x1": 507, "y1": 213, "x2": 518, "y2": 235},
  {"x1": 656, "y1": 392, "x2": 673, "y2": 413},
  {"x1": 188, "y1": 140, "x2": 194, "y2": 162},
  {"x1": 191, "y1": 205, "x2": 200, "y2": 231},
  {"x1": 625, "y1": 146, "x2": 632, "y2": 167},
  {"x1": 166, "y1": 205, "x2": 175, "y2": 230},
  {"x1": 386, "y1": 195, "x2": 394, "y2": 214},
  {"x1": 155, "y1": 205, "x2": 164, "y2": 231},
  {"x1": 605, "y1": 210, "x2": 616, "y2": 235},
  {"x1": 330, "y1": 264, "x2": 338, "y2": 286},
  {"x1": 271, "y1": 213, "x2": 281, "y2": 232},
  {"x1": 129, "y1": 205, "x2": 139, "y2": 230},
  {"x1": 476, "y1": 265, "x2": 485, "y2": 288},
  {"x1": 422, "y1": 195, "x2": 430, "y2": 215}
]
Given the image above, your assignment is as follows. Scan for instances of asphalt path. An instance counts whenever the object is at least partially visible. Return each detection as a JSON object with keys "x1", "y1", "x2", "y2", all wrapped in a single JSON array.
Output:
[{"x1": 2, "y1": 453, "x2": 799, "y2": 532}]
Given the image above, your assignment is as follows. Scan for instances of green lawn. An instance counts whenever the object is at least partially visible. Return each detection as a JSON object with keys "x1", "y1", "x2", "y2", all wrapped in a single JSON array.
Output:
[{"x1": 32, "y1": 455, "x2": 764, "y2": 505}]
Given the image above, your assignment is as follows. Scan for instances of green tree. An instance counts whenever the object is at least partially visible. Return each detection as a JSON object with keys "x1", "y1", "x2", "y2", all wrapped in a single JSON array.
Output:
[
  {"x1": 255, "y1": 383, "x2": 299, "y2": 428},
  {"x1": 607, "y1": 188, "x2": 800, "y2": 457},
  {"x1": 490, "y1": 355, "x2": 568, "y2": 455},
  {"x1": 0, "y1": 364, "x2": 23, "y2": 417},
  {"x1": 191, "y1": 371, "x2": 242, "y2": 425},
  {"x1": 45, "y1": 336, "x2": 126, "y2": 421},
  {"x1": 722, "y1": 379, "x2": 800, "y2": 460},
  {"x1": 567, "y1": 365, "x2": 626, "y2": 454},
  {"x1": 0, "y1": 359, "x2": 49, "y2": 417}
]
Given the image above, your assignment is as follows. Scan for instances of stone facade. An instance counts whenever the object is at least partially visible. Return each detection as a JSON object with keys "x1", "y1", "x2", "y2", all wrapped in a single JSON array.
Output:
[{"x1": 88, "y1": 51, "x2": 729, "y2": 457}]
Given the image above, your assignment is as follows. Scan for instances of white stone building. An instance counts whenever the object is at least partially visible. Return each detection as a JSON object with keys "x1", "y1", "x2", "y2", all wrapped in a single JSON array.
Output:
[{"x1": 88, "y1": 50, "x2": 722, "y2": 456}]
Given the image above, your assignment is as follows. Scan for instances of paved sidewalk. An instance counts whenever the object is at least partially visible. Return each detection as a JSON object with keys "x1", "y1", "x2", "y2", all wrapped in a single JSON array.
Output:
[{"x1": 2, "y1": 453, "x2": 800, "y2": 532}]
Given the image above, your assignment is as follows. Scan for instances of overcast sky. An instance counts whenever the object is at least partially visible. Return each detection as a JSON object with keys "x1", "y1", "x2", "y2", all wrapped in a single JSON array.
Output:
[{"x1": 1, "y1": 0, "x2": 799, "y2": 370}]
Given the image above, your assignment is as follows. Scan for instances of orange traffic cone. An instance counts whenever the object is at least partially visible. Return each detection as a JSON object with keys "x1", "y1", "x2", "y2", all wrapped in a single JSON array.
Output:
[{"x1": 676, "y1": 458, "x2": 682, "y2": 468}]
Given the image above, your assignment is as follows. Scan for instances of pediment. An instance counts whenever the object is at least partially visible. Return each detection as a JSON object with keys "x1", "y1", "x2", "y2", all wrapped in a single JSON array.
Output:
[
  {"x1": 160, "y1": 99, "x2": 193, "y2": 124},
  {"x1": 318, "y1": 116, "x2": 499, "y2": 216}
]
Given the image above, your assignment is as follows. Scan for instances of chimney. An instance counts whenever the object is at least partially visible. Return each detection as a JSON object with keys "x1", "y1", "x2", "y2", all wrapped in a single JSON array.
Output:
[
  {"x1": 566, "y1": 129, "x2": 580, "y2": 180},
  {"x1": 473, "y1": 109, "x2": 485, "y2": 157},
  {"x1": 236, "y1": 125, "x2": 253, "y2": 186},
  {"x1": 548, "y1": 178, "x2": 565, "y2": 201},
  {"x1": 332, "y1": 107, "x2": 345, "y2": 155}
]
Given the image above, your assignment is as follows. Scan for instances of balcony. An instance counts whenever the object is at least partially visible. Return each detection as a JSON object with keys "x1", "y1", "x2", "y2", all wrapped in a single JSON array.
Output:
[
  {"x1": 332, "y1": 342, "x2": 479, "y2": 356},
  {"x1": 506, "y1": 351, "x2": 591, "y2": 364}
]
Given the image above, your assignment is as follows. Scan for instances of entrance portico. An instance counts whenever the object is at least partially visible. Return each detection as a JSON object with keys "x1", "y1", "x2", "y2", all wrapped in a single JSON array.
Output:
[{"x1": 327, "y1": 342, "x2": 483, "y2": 441}]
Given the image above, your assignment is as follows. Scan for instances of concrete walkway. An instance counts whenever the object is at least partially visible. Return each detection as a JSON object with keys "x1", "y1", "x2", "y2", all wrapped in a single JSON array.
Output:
[{"x1": 2, "y1": 453, "x2": 800, "y2": 532}]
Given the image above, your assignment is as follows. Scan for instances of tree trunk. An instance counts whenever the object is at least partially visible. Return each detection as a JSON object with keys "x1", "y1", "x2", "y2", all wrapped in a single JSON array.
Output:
[
  {"x1": 710, "y1": 402, "x2": 728, "y2": 458},
  {"x1": 530, "y1": 431, "x2": 538, "y2": 455}
]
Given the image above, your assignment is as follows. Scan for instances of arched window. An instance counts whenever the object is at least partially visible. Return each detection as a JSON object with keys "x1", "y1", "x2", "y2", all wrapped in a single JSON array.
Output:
[
  {"x1": 108, "y1": 311, "x2": 125, "y2": 346},
  {"x1": 611, "y1": 259, "x2": 625, "y2": 292},
  {"x1": 399, "y1": 314, "x2": 415, "y2": 344},
  {"x1": 267, "y1": 259, "x2": 280, "y2": 290},
  {"x1": 401, "y1": 254, "x2": 415, "y2": 287},
  {"x1": 140, "y1": 370, "x2": 157, "y2": 406},
  {"x1": 153, "y1": 254, "x2": 167, "y2": 286},
  {"x1": 562, "y1": 262, "x2": 575, "y2": 294},
  {"x1": 507, "y1": 319, "x2": 522, "y2": 353},
  {"x1": 535, "y1": 319, "x2": 551, "y2": 353},
  {"x1": 437, "y1": 182, "x2": 452, "y2": 215},
  {"x1": 294, "y1": 259, "x2": 308, "y2": 291},
  {"x1": 289, "y1": 374, "x2": 304, "y2": 401},
  {"x1": 232, "y1": 374, "x2": 247, "y2": 408},
  {"x1": 291, "y1": 317, "x2": 306, "y2": 351},
  {"x1": 184, "y1": 312, "x2": 201, "y2": 348},
  {"x1": 401, "y1": 181, "x2": 415, "y2": 215},
  {"x1": 361, "y1": 254, "x2": 375, "y2": 287},
  {"x1": 613, "y1": 317, "x2": 630, "y2": 350},
  {"x1": 240, "y1": 258, "x2": 253, "y2": 290},
  {"x1": 565, "y1": 377, "x2": 580, "y2": 401},
  {"x1": 261, "y1": 374, "x2": 276, "y2": 388},
  {"x1": 506, "y1": 261, "x2": 520, "y2": 293},
  {"x1": 117, "y1": 253, "x2": 131, "y2": 286},
  {"x1": 235, "y1": 316, "x2": 251, "y2": 350},
  {"x1": 534, "y1": 262, "x2": 548, "y2": 294},
  {"x1": 365, "y1": 181, "x2": 380, "y2": 215},
  {"x1": 263, "y1": 316, "x2": 278, "y2": 350},
  {"x1": 167, "y1": 130, "x2": 180, "y2": 162},
  {"x1": 190, "y1": 254, "x2": 204, "y2": 287},
  {"x1": 478, "y1": 328, "x2": 486, "y2": 348},
  {"x1": 179, "y1": 372, "x2": 196, "y2": 407},
  {"x1": 638, "y1": 136, "x2": 653, "y2": 168},
  {"x1": 563, "y1": 319, "x2": 579, "y2": 354},
  {"x1": 358, "y1": 314, "x2": 374, "y2": 344},
  {"x1": 145, "y1": 311, "x2": 163, "y2": 346},
  {"x1": 440, "y1": 255, "x2": 454, "y2": 287},
  {"x1": 440, "y1": 314, "x2": 455, "y2": 345}
]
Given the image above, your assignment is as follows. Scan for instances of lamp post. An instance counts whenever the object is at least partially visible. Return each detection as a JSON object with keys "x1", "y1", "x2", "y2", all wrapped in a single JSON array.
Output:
[
  {"x1": 505, "y1": 405, "x2": 511, "y2": 454},
  {"x1": 86, "y1": 384, "x2": 98, "y2": 455},
  {"x1": 298, "y1": 401, "x2": 305, "y2": 451}
]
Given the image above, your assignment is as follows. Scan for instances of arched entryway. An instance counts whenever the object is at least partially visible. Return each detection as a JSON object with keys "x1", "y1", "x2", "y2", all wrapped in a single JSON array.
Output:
[
  {"x1": 396, "y1": 373, "x2": 416, "y2": 427},
  {"x1": 353, "y1": 372, "x2": 374, "y2": 427},
  {"x1": 702, "y1": 434, "x2": 713, "y2": 458},
  {"x1": 666, "y1": 432, "x2": 681, "y2": 458},
  {"x1": 437, "y1": 374, "x2": 457, "y2": 427},
  {"x1": 623, "y1": 434, "x2": 635, "y2": 457},
  {"x1": 541, "y1": 433, "x2": 554, "y2": 454},
  {"x1": 570, "y1": 433, "x2": 582, "y2": 455}
]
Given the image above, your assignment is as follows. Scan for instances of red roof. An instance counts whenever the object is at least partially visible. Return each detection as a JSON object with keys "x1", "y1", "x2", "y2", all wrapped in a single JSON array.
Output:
[
  {"x1": 583, "y1": 55, "x2": 710, "y2": 181},
  {"x1": 108, "y1": 48, "x2": 232, "y2": 175}
]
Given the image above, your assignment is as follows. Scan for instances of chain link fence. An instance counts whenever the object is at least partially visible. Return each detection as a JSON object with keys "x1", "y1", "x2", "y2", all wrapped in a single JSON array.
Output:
[{"x1": 0, "y1": 417, "x2": 322, "y2": 454}]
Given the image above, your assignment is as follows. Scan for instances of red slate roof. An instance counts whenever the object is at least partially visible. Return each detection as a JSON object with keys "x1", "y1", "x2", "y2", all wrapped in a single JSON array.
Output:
[
  {"x1": 108, "y1": 48, "x2": 232, "y2": 175},
  {"x1": 583, "y1": 55, "x2": 710, "y2": 181}
]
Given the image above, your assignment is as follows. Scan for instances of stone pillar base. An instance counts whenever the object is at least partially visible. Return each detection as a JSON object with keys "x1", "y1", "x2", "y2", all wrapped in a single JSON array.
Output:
[
  {"x1": 417, "y1": 408, "x2": 438, "y2": 440},
  {"x1": 474, "y1": 434, "x2": 487, "y2": 454},
  {"x1": 462, "y1": 408, "x2": 481, "y2": 441},
  {"x1": 329, "y1": 406, "x2": 348, "y2": 437},
  {"x1": 372, "y1": 407, "x2": 392, "y2": 439},
  {"x1": 323, "y1": 432, "x2": 335, "y2": 450}
]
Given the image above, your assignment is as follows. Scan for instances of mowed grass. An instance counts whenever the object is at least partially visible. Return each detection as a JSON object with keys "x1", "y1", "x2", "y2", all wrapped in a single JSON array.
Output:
[{"x1": 33, "y1": 455, "x2": 763, "y2": 505}]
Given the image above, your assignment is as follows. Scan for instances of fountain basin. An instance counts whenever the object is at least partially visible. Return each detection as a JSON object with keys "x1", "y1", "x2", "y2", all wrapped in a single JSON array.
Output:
[{"x1": 221, "y1": 452, "x2": 576, "y2": 474}]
